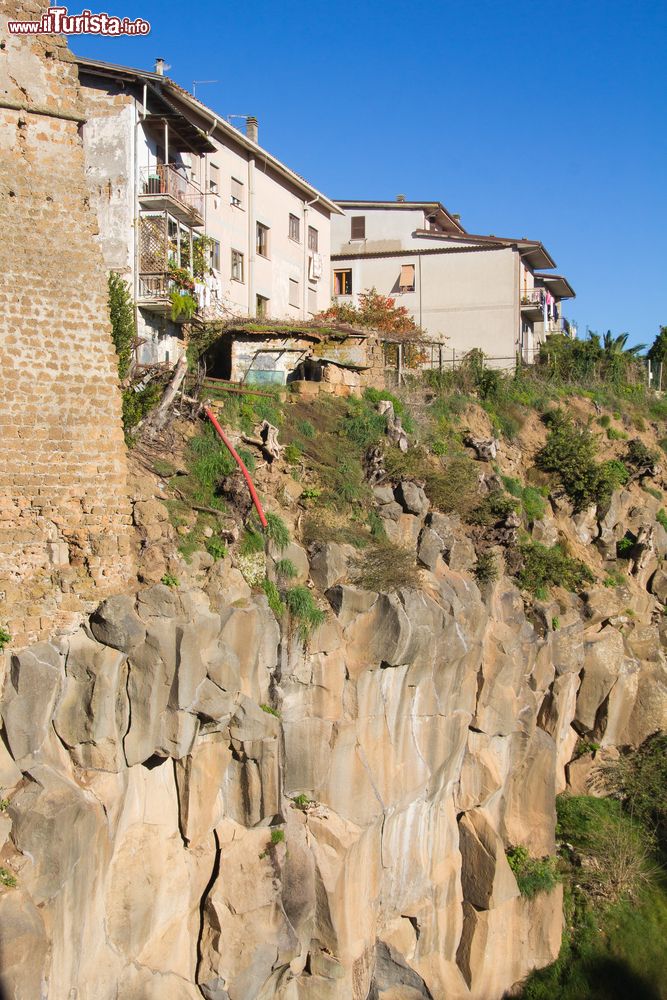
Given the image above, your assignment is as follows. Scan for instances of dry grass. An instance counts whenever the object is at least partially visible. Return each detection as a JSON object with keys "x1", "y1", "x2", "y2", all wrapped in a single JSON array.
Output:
[{"x1": 351, "y1": 541, "x2": 421, "y2": 592}]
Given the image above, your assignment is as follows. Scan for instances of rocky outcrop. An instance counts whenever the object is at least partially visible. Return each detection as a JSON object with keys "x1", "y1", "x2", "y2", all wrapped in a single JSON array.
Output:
[{"x1": 0, "y1": 481, "x2": 665, "y2": 999}]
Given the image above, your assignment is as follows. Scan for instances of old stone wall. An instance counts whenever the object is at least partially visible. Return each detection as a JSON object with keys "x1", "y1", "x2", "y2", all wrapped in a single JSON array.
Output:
[{"x1": 0, "y1": 0, "x2": 134, "y2": 647}]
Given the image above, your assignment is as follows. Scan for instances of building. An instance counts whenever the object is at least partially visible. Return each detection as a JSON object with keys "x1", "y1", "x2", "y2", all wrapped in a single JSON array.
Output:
[
  {"x1": 330, "y1": 199, "x2": 575, "y2": 366},
  {"x1": 76, "y1": 56, "x2": 340, "y2": 365}
]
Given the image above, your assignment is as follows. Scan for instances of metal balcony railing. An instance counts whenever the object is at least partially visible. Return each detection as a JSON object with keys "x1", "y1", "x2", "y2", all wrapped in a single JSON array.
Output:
[
  {"x1": 520, "y1": 287, "x2": 546, "y2": 307},
  {"x1": 139, "y1": 164, "x2": 204, "y2": 221}
]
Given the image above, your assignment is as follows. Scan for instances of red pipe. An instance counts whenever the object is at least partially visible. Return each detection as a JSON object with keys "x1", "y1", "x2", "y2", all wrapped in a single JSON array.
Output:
[{"x1": 205, "y1": 407, "x2": 268, "y2": 528}]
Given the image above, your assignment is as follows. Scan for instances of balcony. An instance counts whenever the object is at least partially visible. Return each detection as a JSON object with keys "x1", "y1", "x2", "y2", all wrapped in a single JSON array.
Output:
[
  {"x1": 137, "y1": 272, "x2": 198, "y2": 322},
  {"x1": 139, "y1": 164, "x2": 204, "y2": 226},
  {"x1": 520, "y1": 287, "x2": 546, "y2": 320}
]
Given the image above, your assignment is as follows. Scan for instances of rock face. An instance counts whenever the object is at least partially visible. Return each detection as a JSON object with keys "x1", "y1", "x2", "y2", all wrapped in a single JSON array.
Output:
[{"x1": 0, "y1": 496, "x2": 665, "y2": 999}]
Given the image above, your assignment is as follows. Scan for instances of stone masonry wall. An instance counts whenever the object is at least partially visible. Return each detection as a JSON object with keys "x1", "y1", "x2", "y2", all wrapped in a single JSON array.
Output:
[{"x1": 0, "y1": 0, "x2": 134, "y2": 648}]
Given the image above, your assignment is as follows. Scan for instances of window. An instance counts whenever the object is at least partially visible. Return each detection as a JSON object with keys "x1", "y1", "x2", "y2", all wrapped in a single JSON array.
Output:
[
  {"x1": 210, "y1": 238, "x2": 220, "y2": 272},
  {"x1": 333, "y1": 269, "x2": 352, "y2": 296},
  {"x1": 308, "y1": 287, "x2": 317, "y2": 314},
  {"x1": 209, "y1": 163, "x2": 219, "y2": 194},
  {"x1": 351, "y1": 216, "x2": 366, "y2": 240},
  {"x1": 289, "y1": 278, "x2": 300, "y2": 308},
  {"x1": 256, "y1": 294, "x2": 269, "y2": 318},
  {"x1": 231, "y1": 249, "x2": 244, "y2": 282},
  {"x1": 399, "y1": 263, "x2": 415, "y2": 292},
  {"x1": 308, "y1": 226, "x2": 319, "y2": 252},
  {"x1": 256, "y1": 222, "x2": 269, "y2": 257},
  {"x1": 289, "y1": 213, "x2": 300, "y2": 242},
  {"x1": 231, "y1": 177, "x2": 243, "y2": 208}
]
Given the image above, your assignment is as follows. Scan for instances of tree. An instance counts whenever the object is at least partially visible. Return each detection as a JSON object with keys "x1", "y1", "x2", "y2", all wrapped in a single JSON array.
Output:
[
  {"x1": 107, "y1": 271, "x2": 136, "y2": 380},
  {"x1": 647, "y1": 325, "x2": 667, "y2": 363},
  {"x1": 317, "y1": 287, "x2": 423, "y2": 339},
  {"x1": 601, "y1": 330, "x2": 646, "y2": 357}
]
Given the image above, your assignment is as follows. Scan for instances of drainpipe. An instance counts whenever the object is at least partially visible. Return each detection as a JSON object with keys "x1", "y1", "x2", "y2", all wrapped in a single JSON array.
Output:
[
  {"x1": 418, "y1": 253, "x2": 423, "y2": 330},
  {"x1": 132, "y1": 87, "x2": 147, "y2": 364},
  {"x1": 302, "y1": 197, "x2": 319, "y2": 319},
  {"x1": 248, "y1": 153, "x2": 255, "y2": 315}
]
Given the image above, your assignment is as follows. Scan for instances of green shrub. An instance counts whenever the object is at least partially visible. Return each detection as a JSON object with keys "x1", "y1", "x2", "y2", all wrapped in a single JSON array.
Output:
[
  {"x1": 657, "y1": 509, "x2": 667, "y2": 532},
  {"x1": 607, "y1": 426, "x2": 628, "y2": 441},
  {"x1": 518, "y1": 542, "x2": 594, "y2": 596},
  {"x1": 342, "y1": 397, "x2": 389, "y2": 449},
  {"x1": 160, "y1": 573, "x2": 179, "y2": 588},
  {"x1": 506, "y1": 845, "x2": 560, "y2": 898},
  {"x1": 0, "y1": 868, "x2": 17, "y2": 889},
  {"x1": 643, "y1": 485, "x2": 662, "y2": 501},
  {"x1": 240, "y1": 526, "x2": 265, "y2": 555},
  {"x1": 604, "y1": 570, "x2": 627, "y2": 588},
  {"x1": 284, "y1": 442, "x2": 302, "y2": 464},
  {"x1": 522, "y1": 486, "x2": 547, "y2": 523},
  {"x1": 597, "y1": 414, "x2": 611, "y2": 428},
  {"x1": 270, "y1": 828, "x2": 285, "y2": 845},
  {"x1": 122, "y1": 381, "x2": 162, "y2": 438},
  {"x1": 536, "y1": 412, "x2": 601, "y2": 512},
  {"x1": 0, "y1": 626, "x2": 10, "y2": 651},
  {"x1": 285, "y1": 586, "x2": 326, "y2": 641},
  {"x1": 296, "y1": 419, "x2": 316, "y2": 439},
  {"x1": 262, "y1": 579, "x2": 285, "y2": 618},
  {"x1": 368, "y1": 509, "x2": 386, "y2": 540},
  {"x1": 265, "y1": 511, "x2": 290, "y2": 550},
  {"x1": 625, "y1": 439, "x2": 658, "y2": 469},
  {"x1": 352, "y1": 541, "x2": 420, "y2": 592},
  {"x1": 474, "y1": 551, "x2": 498, "y2": 585},
  {"x1": 187, "y1": 424, "x2": 236, "y2": 505},
  {"x1": 206, "y1": 537, "x2": 227, "y2": 560},
  {"x1": 467, "y1": 490, "x2": 519, "y2": 526},
  {"x1": 275, "y1": 558, "x2": 297, "y2": 580},
  {"x1": 597, "y1": 733, "x2": 667, "y2": 845},
  {"x1": 616, "y1": 536, "x2": 635, "y2": 558},
  {"x1": 260, "y1": 703, "x2": 280, "y2": 718},
  {"x1": 301, "y1": 486, "x2": 321, "y2": 501},
  {"x1": 292, "y1": 793, "x2": 311, "y2": 809}
]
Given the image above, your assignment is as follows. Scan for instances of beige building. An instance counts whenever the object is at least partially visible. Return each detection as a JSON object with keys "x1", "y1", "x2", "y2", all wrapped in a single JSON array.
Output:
[
  {"x1": 331, "y1": 200, "x2": 575, "y2": 366},
  {"x1": 76, "y1": 56, "x2": 340, "y2": 365}
]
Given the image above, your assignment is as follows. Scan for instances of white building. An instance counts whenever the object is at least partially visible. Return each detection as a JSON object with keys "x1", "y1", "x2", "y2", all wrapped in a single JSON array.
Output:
[
  {"x1": 76, "y1": 56, "x2": 340, "y2": 365},
  {"x1": 331, "y1": 199, "x2": 575, "y2": 366}
]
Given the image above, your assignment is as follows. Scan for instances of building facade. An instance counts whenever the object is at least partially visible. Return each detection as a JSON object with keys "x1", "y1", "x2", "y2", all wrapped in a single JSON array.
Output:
[
  {"x1": 331, "y1": 200, "x2": 575, "y2": 366},
  {"x1": 76, "y1": 57, "x2": 340, "y2": 365}
]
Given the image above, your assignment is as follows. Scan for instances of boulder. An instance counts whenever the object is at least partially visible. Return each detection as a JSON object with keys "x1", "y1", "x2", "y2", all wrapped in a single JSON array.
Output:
[
  {"x1": 309, "y1": 543, "x2": 353, "y2": 592},
  {"x1": 89, "y1": 594, "x2": 146, "y2": 652},
  {"x1": 2, "y1": 643, "x2": 63, "y2": 763},
  {"x1": 395, "y1": 482, "x2": 430, "y2": 518}
]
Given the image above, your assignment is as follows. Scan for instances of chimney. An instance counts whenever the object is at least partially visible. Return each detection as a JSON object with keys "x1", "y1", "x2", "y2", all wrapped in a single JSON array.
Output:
[
  {"x1": 396, "y1": 193, "x2": 406, "y2": 202},
  {"x1": 154, "y1": 57, "x2": 165, "y2": 76},
  {"x1": 246, "y1": 116, "x2": 258, "y2": 144}
]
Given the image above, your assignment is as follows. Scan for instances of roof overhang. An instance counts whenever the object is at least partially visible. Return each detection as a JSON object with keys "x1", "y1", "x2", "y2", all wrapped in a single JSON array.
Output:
[
  {"x1": 535, "y1": 273, "x2": 576, "y2": 299},
  {"x1": 412, "y1": 229, "x2": 556, "y2": 269},
  {"x1": 75, "y1": 56, "x2": 341, "y2": 214}
]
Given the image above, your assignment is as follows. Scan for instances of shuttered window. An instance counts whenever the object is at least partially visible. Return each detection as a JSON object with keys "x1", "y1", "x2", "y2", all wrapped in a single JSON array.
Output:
[
  {"x1": 399, "y1": 263, "x2": 415, "y2": 291},
  {"x1": 289, "y1": 278, "x2": 300, "y2": 308},
  {"x1": 308, "y1": 287, "x2": 317, "y2": 314},
  {"x1": 231, "y1": 177, "x2": 243, "y2": 207},
  {"x1": 209, "y1": 163, "x2": 219, "y2": 194},
  {"x1": 289, "y1": 214, "x2": 300, "y2": 242},
  {"x1": 351, "y1": 216, "x2": 365, "y2": 240}
]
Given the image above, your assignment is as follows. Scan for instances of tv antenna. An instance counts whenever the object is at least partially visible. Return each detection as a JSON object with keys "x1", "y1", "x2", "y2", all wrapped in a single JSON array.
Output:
[{"x1": 192, "y1": 80, "x2": 219, "y2": 98}]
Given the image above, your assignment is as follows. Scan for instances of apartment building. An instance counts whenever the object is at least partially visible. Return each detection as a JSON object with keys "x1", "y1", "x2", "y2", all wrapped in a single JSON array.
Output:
[
  {"x1": 331, "y1": 199, "x2": 575, "y2": 366},
  {"x1": 76, "y1": 56, "x2": 340, "y2": 364}
]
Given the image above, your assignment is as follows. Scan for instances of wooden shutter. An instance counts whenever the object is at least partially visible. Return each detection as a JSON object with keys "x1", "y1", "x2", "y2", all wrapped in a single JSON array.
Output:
[
  {"x1": 351, "y1": 216, "x2": 365, "y2": 240},
  {"x1": 400, "y1": 263, "x2": 415, "y2": 289}
]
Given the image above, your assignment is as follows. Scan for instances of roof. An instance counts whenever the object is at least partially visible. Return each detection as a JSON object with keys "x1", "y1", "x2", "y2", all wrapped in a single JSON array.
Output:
[
  {"x1": 336, "y1": 200, "x2": 467, "y2": 236},
  {"x1": 75, "y1": 56, "x2": 341, "y2": 215},
  {"x1": 220, "y1": 319, "x2": 374, "y2": 342},
  {"x1": 413, "y1": 229, "x2": 556, "y2": 269},
  {"x1": 331, "y1": 244, "x2": 505, "y2": 261},
  {"x1": 534, "y1": 273, "x2": 576, "y2": 299}
]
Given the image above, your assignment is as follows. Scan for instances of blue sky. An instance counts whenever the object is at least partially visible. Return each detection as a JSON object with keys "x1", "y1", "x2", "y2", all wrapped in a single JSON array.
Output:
[{"x1": 72, "y1": 0, "x2": 667, "y2": 348}]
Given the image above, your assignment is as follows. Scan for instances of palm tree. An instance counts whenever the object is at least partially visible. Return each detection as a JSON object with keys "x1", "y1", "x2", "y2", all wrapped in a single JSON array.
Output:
[{"x1": 602, "y1": 330, "x2": 646, "y2": 356}]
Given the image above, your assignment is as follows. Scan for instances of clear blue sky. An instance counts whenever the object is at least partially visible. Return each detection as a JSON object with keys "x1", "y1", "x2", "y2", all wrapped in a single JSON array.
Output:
[{"x1": 72, "y1": 0, "x2": 667, "y2": 348}]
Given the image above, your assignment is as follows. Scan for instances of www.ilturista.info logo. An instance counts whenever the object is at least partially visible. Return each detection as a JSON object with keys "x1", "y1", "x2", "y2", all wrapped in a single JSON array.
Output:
[{"x1": 7, "y1": 6, "x2": 150, "y2": 35}]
